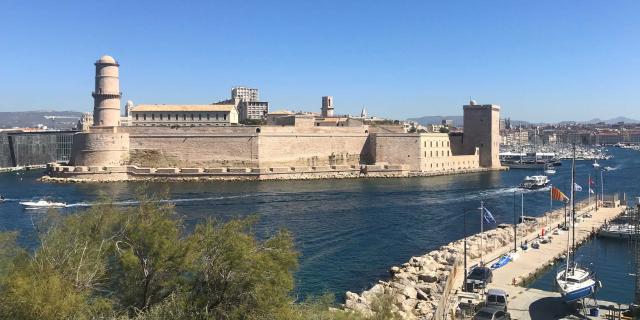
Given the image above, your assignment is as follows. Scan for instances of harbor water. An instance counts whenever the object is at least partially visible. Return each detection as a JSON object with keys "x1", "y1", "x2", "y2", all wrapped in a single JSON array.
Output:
[{"x1": 0, "y1": 148, "x2": 638, "y2": 303}]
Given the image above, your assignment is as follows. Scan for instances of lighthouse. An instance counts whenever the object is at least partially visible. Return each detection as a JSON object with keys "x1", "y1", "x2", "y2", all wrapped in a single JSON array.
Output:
[{"x1": 92, "y1": 55, "x2": 121, "y2": 127}]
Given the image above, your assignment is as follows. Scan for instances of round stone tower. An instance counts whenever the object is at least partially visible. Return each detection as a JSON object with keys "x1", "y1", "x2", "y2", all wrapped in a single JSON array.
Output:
[{"x1": 92, "y1": 55, "x2": 121, "y2": 127}]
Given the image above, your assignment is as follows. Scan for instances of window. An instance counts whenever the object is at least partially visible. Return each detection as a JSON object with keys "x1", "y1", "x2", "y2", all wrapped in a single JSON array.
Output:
[
  {"x1": 183, "y1": 114, "x2": 186, "y2": 120},
  {"x1": 135, "y1": 114, "x2": 139, "y2": 121},
  {"x1": 216, "y1": 113, "x2": 219, "y2": 120},
  {"x1": 151, "y1": 114, "x2": 155, "y2": 120},
  {"x1": 191, "y1": 114, "x2": 194, "y2": 120},
  {"x1": 430, "y1": 151, "x2": 433, "y2": 157},
  {"x1": 430, "y1": 141, "x2": 433, "y2": 147},
  {"x1": 199, "y1": 114, "x2": 202, "y2": 120},
  {"x1": 223, "y1": 114, "x2": 227, "y2": 120},
  {"x1": 207, "y1": 113, "x2": 210, "y2": 120},
  {"x1": 143, "y1": 114, "x2": 146, "y2": 120},
  {"x1": 160, "y1": 114, "x2": 163, "y2": 120},
  {"x1": 447, "y1": 151, "x2": 450, "y2": 156},
  {"x1": 175, "y1": 114, "x2": 178, "y2": 120}
]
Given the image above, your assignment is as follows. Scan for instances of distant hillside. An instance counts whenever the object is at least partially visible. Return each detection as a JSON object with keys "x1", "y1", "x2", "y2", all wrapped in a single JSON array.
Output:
[
  {"x1": 0, "y1": 111, "x2": 83, "y2": 129},
  {"x1": 407, "y1": 116, "x2": 463, "y2": 127},
  {"x1": 583, "y1": 117, "x2": 639, "y2": 124}
]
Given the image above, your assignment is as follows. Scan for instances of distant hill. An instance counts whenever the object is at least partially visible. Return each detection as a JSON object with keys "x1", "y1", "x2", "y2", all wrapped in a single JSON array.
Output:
[
  {"x1": 0, "y1": 111, "x2": 83, "y2": 129},
  {"x1": 583, "y1": 117, "x2": 639, "y2": 124},
  {"x1": 407, "y1": 115, "x2": 463, "y2": 127}
]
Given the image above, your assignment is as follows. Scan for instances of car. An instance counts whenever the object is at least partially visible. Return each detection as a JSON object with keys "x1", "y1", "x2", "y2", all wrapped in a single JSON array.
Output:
[
  {"x1": 485, "y1": 288, "x2": 508, "y2": 312},
  {"x1": 473, "y1": 306, "x2": 511, "y2": 320},
  {"x1": 466, "y1": 266, "x2": 493, "y2": 290}
]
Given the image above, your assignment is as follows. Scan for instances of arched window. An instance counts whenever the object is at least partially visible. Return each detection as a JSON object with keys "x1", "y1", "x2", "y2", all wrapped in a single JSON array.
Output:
[
  {"x1": 135, "y1": 114, "x2": 139, "y2": 121},
  {"x1": 191, "y1": 114, "x2": 194, "y2": 120},
  {"x1": 143, "y1": 114, "x2": 146, "y2": 120},
  {"x1": 151, "y1": 114, "x2": 155, "y2": 120},
  {"x1": 199, "y1": 114, "x2": 202, "y2": 120},
  {"x1": 160, "y1": 114, "x2": 163, "y2": 121}
]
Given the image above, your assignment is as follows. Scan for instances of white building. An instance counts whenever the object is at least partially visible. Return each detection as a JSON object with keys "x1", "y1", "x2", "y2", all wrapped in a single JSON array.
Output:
[
  {"x1": 231, "y1": 87, "x2": 259, "y2": 102},
  {"x1": 130, "y1": 104, "x2": 238, "y2": 126}
]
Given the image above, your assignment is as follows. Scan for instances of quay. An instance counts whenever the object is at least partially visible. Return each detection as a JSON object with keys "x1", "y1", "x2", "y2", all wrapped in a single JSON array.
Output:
[
  {"x1": 344, "y1": 197, "x2": 631, "y2": 320},
  {"x1": 456, "y1": 202, "x2": 629, "y2": 319}
]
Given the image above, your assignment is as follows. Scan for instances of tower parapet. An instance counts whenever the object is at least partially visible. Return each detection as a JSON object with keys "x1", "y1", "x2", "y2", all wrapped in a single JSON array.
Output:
[
  {"x1": 321, "y1": 96, "x2": 334, "y2": 117},
  {"x1": 92, "y1": 55, "x2": 121, "y2": 127}
]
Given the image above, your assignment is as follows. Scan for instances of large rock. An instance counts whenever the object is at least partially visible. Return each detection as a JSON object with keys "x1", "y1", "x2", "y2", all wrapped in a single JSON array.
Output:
[
  {"x1": 418, "y1": 272, "x2": 438, "y2": 283},
  {"x1": 402, "y1": 285, "x2": 418, "y2": 299},
  {"x1": 400, "y1": 298, "x2": 418, "y2": 312}
]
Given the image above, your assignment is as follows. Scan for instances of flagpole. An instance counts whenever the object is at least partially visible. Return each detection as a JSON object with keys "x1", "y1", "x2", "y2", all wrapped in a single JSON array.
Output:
[
  {"x1": 588, "y1": 174, "x2": 591, "y2": 208},
  {"x1": 480, "y1": 200, "x2": 484, "y2": 266}
]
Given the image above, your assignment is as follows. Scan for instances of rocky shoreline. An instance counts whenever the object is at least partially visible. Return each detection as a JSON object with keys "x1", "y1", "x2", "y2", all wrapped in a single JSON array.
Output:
[{"x1": 343, "y1": 202, "x2": 572, "y2": 319}]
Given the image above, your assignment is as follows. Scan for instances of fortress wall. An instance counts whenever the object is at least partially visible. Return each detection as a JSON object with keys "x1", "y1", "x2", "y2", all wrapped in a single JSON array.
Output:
[
  {"x1": 257, "y1": 126, "x2": 370, "y2": 167},
  {"x1": 125, "y1": 126, "x2": 258, "y2": 168},
  {"x1": 370, "y1": 134, "x2": 422, "y2": 171}
]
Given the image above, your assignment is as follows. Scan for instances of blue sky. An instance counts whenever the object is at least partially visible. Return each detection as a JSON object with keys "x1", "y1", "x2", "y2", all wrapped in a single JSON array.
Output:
[{"x1": 1, "y1": 1, "x2": 638, "y2": 122}]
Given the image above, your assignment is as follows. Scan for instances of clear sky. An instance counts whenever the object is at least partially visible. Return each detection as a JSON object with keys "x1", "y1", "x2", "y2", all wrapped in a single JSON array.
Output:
[{"x1": 1, "y1": 1, "x2": 638, "y2": 122}]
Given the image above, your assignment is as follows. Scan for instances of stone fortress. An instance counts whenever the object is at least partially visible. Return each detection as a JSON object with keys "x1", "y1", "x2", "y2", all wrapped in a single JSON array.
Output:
[{"x1": 47, "y1": 55, "x2": 503, "y2": 181}]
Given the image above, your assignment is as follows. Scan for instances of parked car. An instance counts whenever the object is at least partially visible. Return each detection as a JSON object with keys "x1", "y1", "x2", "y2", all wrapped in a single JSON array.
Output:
[
  {"x1": 466, "y1": 266, "x2": 493, "y2": 290},
  {"x1": 485, "y1": 288, "x2": 508, "y2": 312},
  {"x1": 473, "y1": 306, "x2": 511, "y2": 320}
]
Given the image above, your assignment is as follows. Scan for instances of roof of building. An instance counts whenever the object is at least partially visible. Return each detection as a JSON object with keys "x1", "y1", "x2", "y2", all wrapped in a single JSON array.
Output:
[
  {"x1": 268, "y1": 110, "x2": 294, "y2": 115},
  {"x1": 131, "y1": 104, "x2": 236, "y2": 112},
  {"x1": 97, "y1": 55, "x2": 116, "y2": 63}
]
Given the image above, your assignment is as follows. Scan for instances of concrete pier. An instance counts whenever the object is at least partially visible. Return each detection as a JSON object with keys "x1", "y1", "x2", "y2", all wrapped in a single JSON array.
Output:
[{"x1": 456, "y1": 203, "x2": 628, "y2": 319}]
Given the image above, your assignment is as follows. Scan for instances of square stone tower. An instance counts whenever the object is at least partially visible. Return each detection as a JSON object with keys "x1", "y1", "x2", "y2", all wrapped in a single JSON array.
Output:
[{"x1": 462, "y1": 101, "x2": 501, "y2": 168}]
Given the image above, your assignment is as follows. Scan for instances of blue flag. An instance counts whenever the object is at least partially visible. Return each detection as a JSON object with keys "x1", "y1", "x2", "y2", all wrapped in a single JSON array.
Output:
[{"x1": 483, "y1": 207, "x2": 496, "y2": 224}]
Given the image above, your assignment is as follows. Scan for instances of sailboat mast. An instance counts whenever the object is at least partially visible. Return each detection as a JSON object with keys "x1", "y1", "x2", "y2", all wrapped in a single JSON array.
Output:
[
  {"x1": 480, "y1": 200, "x2": 484, "y2": 265},
  {"x1": 571, "y1": 144, "x2": 577, "y2": 273}
]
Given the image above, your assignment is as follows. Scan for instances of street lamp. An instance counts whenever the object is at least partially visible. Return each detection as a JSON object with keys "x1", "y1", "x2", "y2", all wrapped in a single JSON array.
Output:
[{"x1": 462, "y1": 207, "x2": 478, "y2": 292}]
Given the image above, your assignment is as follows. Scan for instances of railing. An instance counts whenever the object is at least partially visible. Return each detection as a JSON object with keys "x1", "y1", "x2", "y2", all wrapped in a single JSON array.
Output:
[{"x1": 434, "y1": 258, "x2": 463, "y2": 320}]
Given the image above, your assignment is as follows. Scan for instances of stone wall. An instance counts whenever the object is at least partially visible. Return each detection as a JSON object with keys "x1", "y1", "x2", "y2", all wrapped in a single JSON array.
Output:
[{"x1": 258, "y1": 126, "x2": 369, "y2": 168}]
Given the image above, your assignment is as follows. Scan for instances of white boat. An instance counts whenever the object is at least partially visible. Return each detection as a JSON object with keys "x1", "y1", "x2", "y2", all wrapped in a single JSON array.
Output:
[
  {"x1": 519, "y1": 175, "x2": 550, "y2": 189},
  {"x1": 603, "y1": 166, "x2": 614, "y2": 171},
  {"x1": 19, "y1": 200, "x2": 66, "y2": 208},
  {"x1": 599, "y1": 224, "x2": 637, "y2": 239},
  {"x1": 544, "y1": 167, "x2": 556, "y2": 175},
  {"x1": 592, "y1": 160, "x2": 600, "y2": 168},
  {"x1": 556, "y1": 264, "x2": 599, "y2": 302},
  {"x1": 556, "y1": 145, "x2": 599, "y2": 303}
]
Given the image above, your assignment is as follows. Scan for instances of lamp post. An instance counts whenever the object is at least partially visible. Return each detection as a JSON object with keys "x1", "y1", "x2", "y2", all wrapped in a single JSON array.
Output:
[{"x1": 462, "y1": 207, "x2": 477, "y2": 292}]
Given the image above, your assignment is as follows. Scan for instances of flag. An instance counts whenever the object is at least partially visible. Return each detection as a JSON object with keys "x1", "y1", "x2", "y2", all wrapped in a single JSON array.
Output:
[
  {"x1": 483, "y1": 207, "x2": 496, "y2": 224},
  {"x1": 552, "y1": 187, "x2": 569, "y2": 202},
  {"x1": 588, "y1": 177, "x2": 595, "y2": 185},
  {"x1": 574, "y1": 183, "x2": 583, "y2": 192}
]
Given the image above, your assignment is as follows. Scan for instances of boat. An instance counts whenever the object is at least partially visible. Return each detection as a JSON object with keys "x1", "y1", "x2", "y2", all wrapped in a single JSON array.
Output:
[
  {"x1": 0, "y1": 195, "x2": 5, "y2": 203},
  {"x1": 490, "y1": 253, "x2": 513, "y2": 270},
  {"x1": 519, "y1": 175, "x2": 550, "y2": 189},
  {"x1": 500, "y1": 152, "x2": 555, "y2": 170},
  {"x1": 19, "y1": 199, "x2": 66, "y2": 208},
  {"x1": 555, "y1": 145, "x2": 599, "y2": 303},
  {"x1": 544, "y1": 165, "x2": 556, "y2": 175},
  {"x1": 531, "y1": 240, "x2": 540, "y2": 249},
  {"x1": 603, "y1": 166, "x2": 614, "y2": 171},
  {"x1": 592, "y1": 160, "x2": 600, "y2": 168},
  {"x1": 599, "y1": 224, "x2": 637, "y2": 239}
]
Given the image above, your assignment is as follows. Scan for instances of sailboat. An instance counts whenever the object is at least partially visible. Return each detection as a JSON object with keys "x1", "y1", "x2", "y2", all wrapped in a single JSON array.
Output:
[{"x1": 555, "y1": 145, "x2": 599, "y2": 302}]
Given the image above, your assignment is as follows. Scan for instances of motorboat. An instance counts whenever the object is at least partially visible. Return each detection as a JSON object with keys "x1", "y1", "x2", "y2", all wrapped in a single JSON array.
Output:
[
  {"x1": 556, "y1": 264, "x2": 599, "y2": 302},
  {"x1": 603, "y1": 166, "x2": 614, "y2": 171},
  {"x1": 544, "y1": 166, "x2": 556, "y2": 175},
  {"x1": 592, "y1": 160, "x2": 600, "y2": 168},
  {"x1": 519, "y1": 175, "x2": 550, "y2": 190},
  {"x1": 19, "y1": 199, "x2": 66, "y2": 208},
  {"x1": 490, "y1": 253, "x2": 514, "y2": 270},
  {"x1": 0, "y1": 195, "x2": 5, "y2": 203},
  {"x1": 599, "y1": 224, "x2": 637, "y2": 239},
  {"x1": 531, "y1": 240, "x2": 540, "y2": 249}
]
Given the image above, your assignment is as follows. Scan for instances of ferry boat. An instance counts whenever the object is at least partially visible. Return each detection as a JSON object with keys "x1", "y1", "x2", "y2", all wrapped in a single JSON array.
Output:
[
  {"x1": 519, "y1": 175, "x2": 550, "y2": 189},
  {"x1": 19, "y1": 199, "x2": 66, "y2": 209}
]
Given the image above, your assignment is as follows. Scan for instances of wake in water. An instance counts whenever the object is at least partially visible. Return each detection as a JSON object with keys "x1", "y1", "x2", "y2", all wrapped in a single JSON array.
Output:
[{"x1": 64, "y1": 194, "x2": 255, "y2": 208}]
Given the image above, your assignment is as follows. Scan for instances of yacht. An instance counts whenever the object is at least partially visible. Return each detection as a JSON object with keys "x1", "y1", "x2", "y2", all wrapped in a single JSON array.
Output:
[
  {"x1": 599, "y1": 224, "x2": 637, "y2": 239},
  {"x1": 519, "y1": 175, "x2": 550, "y2": 189},
  {"x1": 19, "y1": 199, "x2": 66, "y2": 209}
]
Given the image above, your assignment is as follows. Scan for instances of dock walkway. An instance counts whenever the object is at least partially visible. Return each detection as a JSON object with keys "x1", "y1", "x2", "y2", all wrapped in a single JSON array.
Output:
[{"x1": 454, "y1": 203, "x2": 628, "y2": 319}]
